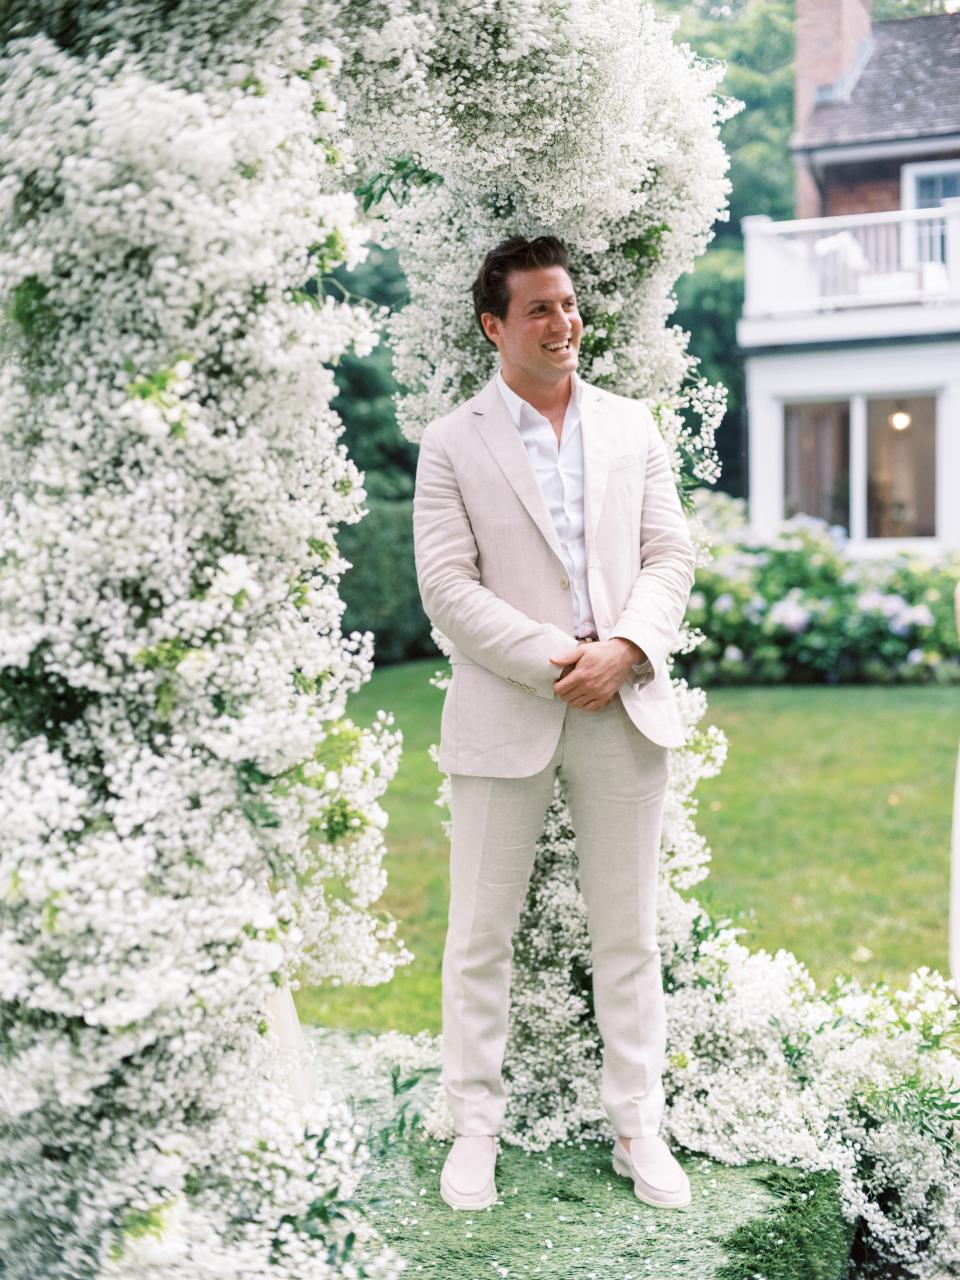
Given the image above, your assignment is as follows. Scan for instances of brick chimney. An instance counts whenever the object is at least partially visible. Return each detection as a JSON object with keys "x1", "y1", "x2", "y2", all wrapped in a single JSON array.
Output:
[{"x1": 793, "y1": 0, "x2": 873, "y2": 217}]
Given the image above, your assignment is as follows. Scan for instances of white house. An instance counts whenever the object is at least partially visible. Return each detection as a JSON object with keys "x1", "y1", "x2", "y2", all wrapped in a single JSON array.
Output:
[{"x1": 738, "y1": 0, "x2": 960, "y2": 556}]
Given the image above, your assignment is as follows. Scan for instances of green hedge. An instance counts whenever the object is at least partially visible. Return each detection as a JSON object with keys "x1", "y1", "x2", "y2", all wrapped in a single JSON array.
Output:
[{"x1": 339, "y1": 497, "x2": 436, "y2": 664}]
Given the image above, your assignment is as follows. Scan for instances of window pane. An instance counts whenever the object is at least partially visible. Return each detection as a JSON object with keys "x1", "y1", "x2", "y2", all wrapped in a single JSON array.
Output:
[
  {"x1": 867, "y1": 397, "x2": 936, "y2": 538},
  {"x1": 914, "y1": 168, "x2": 960, "y2": 208},
  {"x1": 916, "y1": 175, "x2": 939, "y2": 207},
  {"x1": 784, "y1": 401, "x2": 850, "y2": 531}
]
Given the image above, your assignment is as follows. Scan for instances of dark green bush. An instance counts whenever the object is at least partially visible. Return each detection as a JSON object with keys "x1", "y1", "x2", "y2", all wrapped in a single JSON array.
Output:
[{"x1": 338, "y1": 497, "x2": 436, "y2": 664}]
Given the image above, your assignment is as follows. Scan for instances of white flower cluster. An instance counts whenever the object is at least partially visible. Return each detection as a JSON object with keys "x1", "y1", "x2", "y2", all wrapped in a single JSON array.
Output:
[
  {"x1": 329, "y1": 0, "x2": 734, "y2": 451},
  {"x1": 0, "y1": 3, "x2": 404, "y2": 1275},
  {"x1": 332, "y1": 0, "x2": 960, "y2": 1271}
]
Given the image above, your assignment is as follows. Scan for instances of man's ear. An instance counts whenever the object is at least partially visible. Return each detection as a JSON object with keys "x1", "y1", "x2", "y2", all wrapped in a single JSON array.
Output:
[{"x1": 480, "y1": 312, "x2": 501, "y2": 346}]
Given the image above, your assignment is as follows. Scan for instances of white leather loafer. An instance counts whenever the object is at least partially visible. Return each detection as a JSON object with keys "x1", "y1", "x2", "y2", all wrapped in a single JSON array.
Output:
[
  {"x1": 612, "y1": 1135, "x2": 691, "y2": 1209},
  {"x1": 440, "y1": 1134, "x2": 498, "y2": 1211}
]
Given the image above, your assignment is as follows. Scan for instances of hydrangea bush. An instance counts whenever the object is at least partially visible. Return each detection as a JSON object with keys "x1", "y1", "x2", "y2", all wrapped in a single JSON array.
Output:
[
  {"x1": 0, "y1": 3, "x2": 406, "y2": 1275},
  {"x1": 333, "y1": 2, "x2": 960, "y2": 1274},
  {"x1": 683, "y1": 492, "x2": 960, "y2": 686}
]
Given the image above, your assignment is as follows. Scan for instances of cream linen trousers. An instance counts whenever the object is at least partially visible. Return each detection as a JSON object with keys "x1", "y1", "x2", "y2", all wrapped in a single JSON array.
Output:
[{"x1": 442, "y1": 693, "x2": 669, "y2": 1139}]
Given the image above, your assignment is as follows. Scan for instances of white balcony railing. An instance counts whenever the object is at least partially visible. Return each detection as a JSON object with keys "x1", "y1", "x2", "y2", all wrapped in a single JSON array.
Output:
[{"x1": 742, "y1": 198, "x2": 960, "y2": 319}]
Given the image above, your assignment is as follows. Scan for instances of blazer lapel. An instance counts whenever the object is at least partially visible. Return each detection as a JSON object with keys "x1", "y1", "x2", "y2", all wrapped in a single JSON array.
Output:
[
  {"x1": 469, "y1": 378, "x2": 565, "y2": 564},
  {"x1": 580, "y1": 381, "x2": 611, "y2": 559}
]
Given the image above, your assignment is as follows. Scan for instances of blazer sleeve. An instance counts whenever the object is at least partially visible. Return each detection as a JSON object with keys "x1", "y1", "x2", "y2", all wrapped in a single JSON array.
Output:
[
  {"x1": 413, "y1": 423, "x2": 576, "y2": 700},
  {"x1": 610, "y1": 405, "x2": 696, "y2": 683}
]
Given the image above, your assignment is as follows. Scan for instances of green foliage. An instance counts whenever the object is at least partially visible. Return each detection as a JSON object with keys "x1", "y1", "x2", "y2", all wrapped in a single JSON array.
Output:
[
  {"x1": 338, "y1": 498, "x2": 435, "y2": 664},
  {"x1": 317, "y1": 795, "x2": 366, "y2": 842},
  {"x1": 620, "y1": 221, "x2": 671, "y2": 273},
  {"x1": 716, "y1": 1169, "x2": 853, "y2": 1280},
  {"x1": 673, "y1": 244, "x2": 746, "y2": 481},
  {"x1": 308, "y1": 227, "x2": 348, "y2": 275},
  {"x1": 136, "y1": 637, "x2": 194, "y2": 670},
  {"x1": 682, "y1": 510, "x2": 960, "y2": 686},
  {"x1": 329, "y1": 247, "x2": 415, "y2": 502},
  {"x1": 859, "y1": 1074, "x2": 960, "y2": 1157},
  {"x1": 0, "y1": 649, "x2": 98, "y2": 745},
  {"x1": 355, "y1": 156, "x2": 443, "y2": 213},
  {"x1": 656, "y1": 0, "x2": 795, "y2": 495},
  {"x1": 577, "y1": 310, "x2": 621, "y2": 367},
  {"x1": 873, "y1": 0, "x2": 959, "y2": 13},
  {"x1": 109, "y1": 1202, "x2": 172, "y2": 1262},
  {"x1": 125, "y1": 358, "x2": 194, "y2": 437},
  {"x1": 666, "y1": 0, "x2": 796, "y2": 234},
  {"x1": 8, "y1": 276, "x2": 55, "y2": 344}
]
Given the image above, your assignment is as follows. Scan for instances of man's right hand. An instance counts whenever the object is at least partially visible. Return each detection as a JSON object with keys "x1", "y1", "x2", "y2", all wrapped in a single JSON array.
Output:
[{"x1": 550, "y1": 640, "x2": 638, "y2": 711}]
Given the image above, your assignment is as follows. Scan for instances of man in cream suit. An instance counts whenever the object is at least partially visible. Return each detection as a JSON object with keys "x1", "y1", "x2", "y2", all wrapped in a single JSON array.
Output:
[{"x1": 413, "y1": 236, "x2": 696, "y2": 1213}]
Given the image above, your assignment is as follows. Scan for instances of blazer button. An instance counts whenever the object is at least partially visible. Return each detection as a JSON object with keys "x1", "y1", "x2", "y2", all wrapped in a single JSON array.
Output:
[{"x1": 559, "y1": 575, "x2": 569, "y2": 589}]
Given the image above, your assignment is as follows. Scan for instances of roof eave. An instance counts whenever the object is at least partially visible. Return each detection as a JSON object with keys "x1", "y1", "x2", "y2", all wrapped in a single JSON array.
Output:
[{"x1": 790, "y1": 131, "x2": 960, "y2": 169}]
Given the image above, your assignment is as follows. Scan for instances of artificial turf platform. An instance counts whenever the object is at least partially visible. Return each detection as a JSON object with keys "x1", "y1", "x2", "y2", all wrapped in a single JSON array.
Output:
[{"x1": 309, "y1": 1029, "x2": 855, "y2": 1280}]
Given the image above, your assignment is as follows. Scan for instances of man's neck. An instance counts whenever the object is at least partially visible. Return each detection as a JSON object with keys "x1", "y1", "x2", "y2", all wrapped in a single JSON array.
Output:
[{"x1": 499, "y1": 367, "x2": 574, "y2": 421}]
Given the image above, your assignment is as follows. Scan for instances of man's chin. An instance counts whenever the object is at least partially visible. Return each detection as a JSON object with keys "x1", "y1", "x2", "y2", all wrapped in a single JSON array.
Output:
[{"x1": 543, "y1": 349, "x2": 579, "y2": 374}]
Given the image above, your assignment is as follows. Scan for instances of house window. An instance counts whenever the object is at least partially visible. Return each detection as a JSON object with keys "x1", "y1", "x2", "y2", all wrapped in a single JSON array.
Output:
[
  {"x1": 914, "y1": 170, "x2": 960, "y2": 208},
  {"x1": 866, "y1": 396, "x2": 937, "y2": 538},
  {"x1": 784, "y1": 401, "x2": 850, "y2": 530},
  {"x1": 902, "y1": 160, "x2": 960, "y2": 264},
  {"x1": 781, "y1": 395, "x2": 939, "y2": 542}
]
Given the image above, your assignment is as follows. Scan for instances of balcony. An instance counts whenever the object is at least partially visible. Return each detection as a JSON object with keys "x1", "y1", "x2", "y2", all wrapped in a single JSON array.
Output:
[{"x1": 738, "y1": 198, "x2": 960, "y2": 349}]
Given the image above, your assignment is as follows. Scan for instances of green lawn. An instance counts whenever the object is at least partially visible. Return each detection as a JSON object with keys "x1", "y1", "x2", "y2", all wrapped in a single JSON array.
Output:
[{"x1": 297, "y1": 661, "x2": 960, "y2": 1034}]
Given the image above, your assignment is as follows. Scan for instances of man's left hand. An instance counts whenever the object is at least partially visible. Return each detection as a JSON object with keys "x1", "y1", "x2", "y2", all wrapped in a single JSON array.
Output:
[{"x1": 549, "y1": 637, "x2": 645, "y2": 711}]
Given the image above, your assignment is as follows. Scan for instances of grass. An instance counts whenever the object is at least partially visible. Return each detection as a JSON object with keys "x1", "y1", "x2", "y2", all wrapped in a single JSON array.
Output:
[
  {"x1": 314, "y1": 1028, "x2": 854, "y2": 1280},
  {"x1": 296, "y1": 661, "x2": 960, "y2": 1034},
  {"x1": 362, "y1": 1136, "x2": 850, "y2": 1280}
]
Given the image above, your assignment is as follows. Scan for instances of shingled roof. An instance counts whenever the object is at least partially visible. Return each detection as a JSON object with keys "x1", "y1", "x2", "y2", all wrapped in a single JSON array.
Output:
[{"x1": 794, "y1": 12, "x2": 960, "y2": 150}]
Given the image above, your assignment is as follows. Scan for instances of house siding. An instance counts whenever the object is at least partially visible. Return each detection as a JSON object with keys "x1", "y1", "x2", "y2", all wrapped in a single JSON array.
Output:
[
  {"x1": 824, "y1": 161, "x2": 902, "y2": 215},
  {"x1": 820, "y1": 150, "x2": 960, "y2": 217}
]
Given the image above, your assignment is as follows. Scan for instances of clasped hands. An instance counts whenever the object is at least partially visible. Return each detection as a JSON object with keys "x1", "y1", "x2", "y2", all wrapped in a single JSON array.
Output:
[{"x1": 549, "y1": 637, "x2": 645, "y2": 712}]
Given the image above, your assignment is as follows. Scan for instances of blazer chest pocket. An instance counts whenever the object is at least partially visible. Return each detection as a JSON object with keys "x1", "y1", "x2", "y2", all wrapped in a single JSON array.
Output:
[{"x1": 608, "y1": 452, "x2": 643, "y2": 472}]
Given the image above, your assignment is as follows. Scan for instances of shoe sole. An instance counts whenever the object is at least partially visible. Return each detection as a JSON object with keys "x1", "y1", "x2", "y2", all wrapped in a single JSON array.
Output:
[
  {"x1": 439, "y1": 1174, "x2": 497, "y2": 1211},
  {"x1": 612, "y1": 1150, "x2": 691, "y2": 1209}
]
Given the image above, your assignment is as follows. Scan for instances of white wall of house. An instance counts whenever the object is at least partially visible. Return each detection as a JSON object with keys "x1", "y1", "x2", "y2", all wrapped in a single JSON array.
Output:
[{"x1": 746, "y1": 338, "x2": 960, "y2": 556}]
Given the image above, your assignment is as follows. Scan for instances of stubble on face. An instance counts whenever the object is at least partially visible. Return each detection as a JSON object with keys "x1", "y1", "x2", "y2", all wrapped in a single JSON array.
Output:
[{"x1": 485, "y1": 265, "x2": 583, "y2": 397}]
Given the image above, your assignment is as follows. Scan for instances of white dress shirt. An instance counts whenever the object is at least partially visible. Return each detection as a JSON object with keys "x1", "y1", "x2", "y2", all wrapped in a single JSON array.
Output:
[
  {"x1": 496, "y1": 369, "x2": 597, "y2": 639},
  {"x1": 495, "y1": 369, "x2": 653, "y2": 684}
]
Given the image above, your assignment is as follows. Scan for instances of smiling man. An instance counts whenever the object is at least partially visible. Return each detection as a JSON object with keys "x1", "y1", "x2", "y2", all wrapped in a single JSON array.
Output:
[{"x1": 413, "y1": 236, "x2": 696, "y2": 1214}]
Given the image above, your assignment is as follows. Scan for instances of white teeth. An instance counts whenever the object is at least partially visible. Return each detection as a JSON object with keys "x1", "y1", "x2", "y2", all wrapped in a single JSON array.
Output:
[{"x1": 544, "y1": 341, "x2": 569, "y2": 351}]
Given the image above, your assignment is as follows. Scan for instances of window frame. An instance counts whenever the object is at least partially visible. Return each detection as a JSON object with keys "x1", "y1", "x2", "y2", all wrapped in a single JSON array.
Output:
[
  {"x1": 901, "y1": 158, "x2": 960, "y2": 211},
  {"x1": 779, "y1": 392, "x2": 940, "y2": 544}
]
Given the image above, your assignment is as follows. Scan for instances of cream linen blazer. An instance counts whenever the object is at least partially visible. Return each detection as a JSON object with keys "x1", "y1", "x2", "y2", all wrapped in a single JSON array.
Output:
[{"x1": 413, "y1": 375, "x2": 696, "y2": 777}]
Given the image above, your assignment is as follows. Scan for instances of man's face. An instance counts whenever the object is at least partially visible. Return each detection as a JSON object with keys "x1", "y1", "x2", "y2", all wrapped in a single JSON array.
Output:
[{"x1": 481, "y1": 265, "x2": 583, "y2": 385}]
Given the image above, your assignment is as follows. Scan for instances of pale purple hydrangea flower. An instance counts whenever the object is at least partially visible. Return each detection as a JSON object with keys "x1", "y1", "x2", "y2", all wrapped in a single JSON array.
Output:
[{"x1": 768, "y1": 597, "x2": 811, "y2": 634}]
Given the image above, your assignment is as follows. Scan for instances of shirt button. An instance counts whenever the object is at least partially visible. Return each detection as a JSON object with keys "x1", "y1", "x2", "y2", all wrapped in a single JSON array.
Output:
[{"x1": 560, "y1": 575, "x2": 569, "y2": 589}]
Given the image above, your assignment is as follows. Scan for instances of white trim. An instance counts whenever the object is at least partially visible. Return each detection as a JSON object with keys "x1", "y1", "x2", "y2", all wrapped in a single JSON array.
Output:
[
  {"x1": 745, "y1": 341, "x2": 960, "y2": 551},
  {"x1": 846, "y1": 537, "x2": 945, "y2": 558},
  {"x1": 902, "y1": 158, "x2": 960, "y2": 210},
  {"x1": 738, "y1": 301, "x2": 960, "y2": 349},
  {"x1": 748, "y1": 205, "x2": 947, "y2": 235},
  {"x1": 795, "y1": 134, "x2": 960, "y2": 169},
  {"x1": 850, "y1": 394, "x2": 867, "y2": 542}
]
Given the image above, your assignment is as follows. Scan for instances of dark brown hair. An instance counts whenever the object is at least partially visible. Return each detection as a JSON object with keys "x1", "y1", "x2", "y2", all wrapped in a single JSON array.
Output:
[{"x1": 471, "y1": 235, "x2": 571, "y2": 344}]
